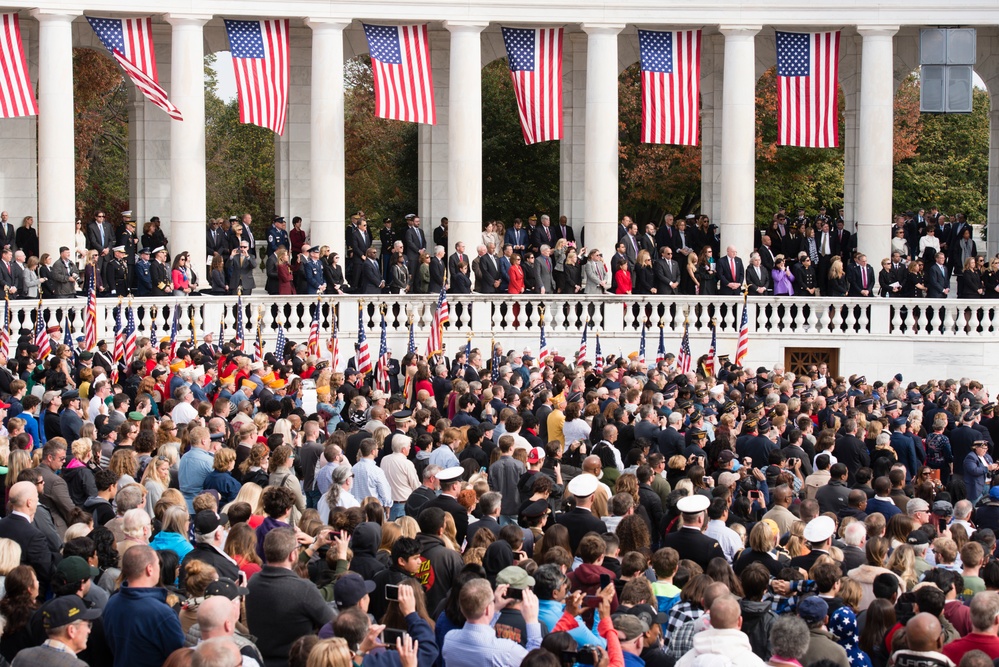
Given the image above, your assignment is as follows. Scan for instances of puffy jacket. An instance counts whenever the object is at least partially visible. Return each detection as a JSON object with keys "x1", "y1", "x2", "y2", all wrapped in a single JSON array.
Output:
[{"x1": 674, "y1": 628, "x2": 768, "y2": 667}]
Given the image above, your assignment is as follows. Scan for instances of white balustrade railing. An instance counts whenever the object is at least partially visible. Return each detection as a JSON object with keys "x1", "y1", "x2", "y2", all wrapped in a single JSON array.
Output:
[{"x1": 8, "y1": 294, "x2": 999, "y2": 353}]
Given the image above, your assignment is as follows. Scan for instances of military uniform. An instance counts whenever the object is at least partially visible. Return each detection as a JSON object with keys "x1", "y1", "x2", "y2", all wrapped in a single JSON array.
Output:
[
  {"x1": 267, "y1": 219, "x2": 289, "y2": 256},
  {"x1": 661, "y1": 525, "x2": 725, "y2": 571},
  {"x1": 104, "y1": 256, "x2": 130, "y2": 297},
  {"x1": 150, "y1": 258, "x2": 171, "y2": 296},
  {"x1": 423, "y1": 492, "x2": 469, "y2": 545},
  {"x1": 135, "y1": 253, "x2": 152, "y2": 296}
]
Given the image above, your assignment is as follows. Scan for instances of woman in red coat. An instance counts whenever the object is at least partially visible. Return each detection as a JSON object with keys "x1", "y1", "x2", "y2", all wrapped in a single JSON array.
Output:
[
  {"x1": 508, "y1": 254, "x2": 525, "y2": 327},
  {"x1": 614, "y1": 263, "x2": 633, "y2": 295},
  {"x1": 276, "y1": 248, "x2": 296, "y2": 295}
]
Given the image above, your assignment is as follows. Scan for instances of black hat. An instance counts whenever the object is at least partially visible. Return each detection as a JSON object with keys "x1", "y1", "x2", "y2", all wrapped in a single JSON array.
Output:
[
  {"x1": 40, "y1": 595, "x2": 101, "y2": 632},
  {"x1": 334, "y1": 572, "x2": 376, "y2": 609},
  {"x1": 193, "y1": 510, "x2": 228, "y2": 535},
  {"x1": 625, "y1": 603, "x2": 668, "y2": 627},
  {"x1": 520, "y1": 500, "x2": 550, "y2": 519},
  {"x1": 139, "y1": 247, "x2": 152, "y2": 255},
  {"x1": 206, "y1": 578, "x2": 249, "y2": 600}
]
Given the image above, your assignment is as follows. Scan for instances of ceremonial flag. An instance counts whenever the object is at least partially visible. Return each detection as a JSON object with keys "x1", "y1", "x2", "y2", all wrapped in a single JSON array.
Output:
[
  {"x1": 217, "y1": 306, "x2": 226, "y2": 348},
  {"x1": 253, "y1": 321, "x2": 263, "y2": 362},
  {"x1": 112, "y1": 304, "x2": 125, "y2": 378},
  {"x1": 677, "y1": 322, "x2": 692, "y2": 374},
  {"x1": 63, "y1": 315, "x2": 75, "y2": 366},
  {"x1": 123, "y1": 304, "x2": 137, "y2": 363},
  {"x1": 87, "y1": 16, "x2": 182, "y2": 120},
  {"x1": 735, "y1": 296, "x2": 750, "y2": 367},
  {"x1": 0, "y1": 14, "x2": 37, "y2": 118},
  {"x1": 149, "y1": 309, "x2": 157, "y2": 350},
  {"x1": 538, "y1": 315, "x2": 550, "y2": 365},
  {"x1": 594, "y1": 334, "x2": 603, "y2": 374},
  {"x1": 501, "y1": 27, "x2": 562, "y2": 145},
  {"x1": 356, "y1": 305, "x2": 372, "y2": 374},
  {"x1": 0, "y1": 293, "x2": 8, "y2": 359},
  {"x1": 83, "y1": 271, "x2": 97, "y2": 351},
  {"x1": 656, "y1": 324, "x2": 666, "y2": 364},
  {"x1": 376, "y1": 311, "x2": 390, "y2": 393},
  {"x1": 275, "y1": 320, "x2": 287, "y2": 363},
  {"x1": 638, "y1": 29, "x2": 701, "y2": 145},
  {"x1": 328, "y1": 308, "x2": 340, "y2": 370},
  {"x1": 307, "y1": 301, "x2": 321, "y2": 357},
  {"x1": 426, "y1": 286, "x2": 449, "y2": 360},
  {"x1": 407, "y1": 316, "x2": 417, "y2": 356},
  {"x1": 169, "y1": 305, "x2": 181, "y2": 358},
  {"x1": 638, "y1": 322, "x2": 647, "y2": 364},
  {"x1": 703, "y1": 323, "x2": 717, "y2": 377},
  {"x1": 234, "y1": 294, "x2": 245, "y2": 351},
  {"x1": 363, "y1": 23, "x2": 435, "y2": 125},
  {"x1": 575, "y1": 324, "x2": 588, "y2": 366},
  {"x1": 224, "y1": 19, "x2": 290, "y2": 135},
  {"x1": 491, "y1": 341, "x2": 501, "y2": 383},
  {"x1": 775, "y1": 30, "x2": 841, "y2": 148},
  {"x1": 464, "y1": 335, "x2": 471, "y2": 364},
  {"x1": 33, "y1": 301, "x2": 50, "y2": 359}
]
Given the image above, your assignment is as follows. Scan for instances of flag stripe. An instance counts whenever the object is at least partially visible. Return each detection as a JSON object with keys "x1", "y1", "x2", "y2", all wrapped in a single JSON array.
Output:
[
  {"x1": 503, "y1": 27, "x2": 562, "y2": 145},
  {"x1": 364, "y1": 23, "x2": 436, "y2": 125},
  {"x1": 640, "y1": 29, "x2": 700, "y2": 146},
  {"x1": 0, "y1": 14, "x2": 36, "y2": 118},
  {"x1": 776, "y1": 30, "x2": 840, "y2": 148},
  {"x1": 225, "y1": 18, "x2": 289, "y2": 135}
]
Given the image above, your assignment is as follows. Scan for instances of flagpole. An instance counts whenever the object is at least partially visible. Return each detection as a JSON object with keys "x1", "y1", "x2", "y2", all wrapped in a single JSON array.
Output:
[{"x1": 189, "y1": 304, "x2": 198, "y2": 348}]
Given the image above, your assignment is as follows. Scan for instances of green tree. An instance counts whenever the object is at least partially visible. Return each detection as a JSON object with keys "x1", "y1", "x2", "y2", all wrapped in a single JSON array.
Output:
[{"x1": 481, "y1": 59, "x2": 560, "y2": 222}]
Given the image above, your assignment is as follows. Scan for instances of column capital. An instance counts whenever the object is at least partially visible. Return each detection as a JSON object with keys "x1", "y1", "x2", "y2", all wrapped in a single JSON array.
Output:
[
  {"x1": 444, "y1": 20, "x2": 489, "y2": 33},
  {"x1": 856, "y1": 26, "x2": 899, "y2": 38},
  {"x1": 164, "y1": 14, "x2": 211, "y2": 28},
  {"x1": 305, "y1": 18, "x2": 350, "y2": 31},
  {"x1": 719, "y1": 25, "x2": 762, "y2": 38},
  {"x1": 581, "y1": 23, "x2": 625, "y2": 36},
  {"x1": 30, "y1": 9, "x2": 82, "y2": 22}
]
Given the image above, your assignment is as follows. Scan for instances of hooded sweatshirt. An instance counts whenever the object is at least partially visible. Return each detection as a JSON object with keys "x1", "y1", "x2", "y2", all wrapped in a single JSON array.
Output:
[
  {"x1": 739, "y1": 599, "x2": 777, "y2": 659},
  {"x1": 675, "y1": 628, "x2": 768, "y2": 667},
  {"x1": 568, "y1": 563, "x2": 620, "y2": 612},
  {"x1": 349, "y1": 522, "x2": 387, "y2": 580}
]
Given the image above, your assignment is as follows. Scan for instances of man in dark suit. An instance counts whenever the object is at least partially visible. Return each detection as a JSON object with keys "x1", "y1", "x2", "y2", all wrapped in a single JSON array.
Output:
[
  {"x1": 86, "y1": 211, "x2": 116, "y2": 273},
  {"x1": 0, "y1": 480, "x2": 61, "y2": 584},
  {"x1": 789, "y1": 516, "x2": 836, "y2": 571},
  {"x1": 661, "y1": 495, "x2": 724, "y2": 570},
  {"x1": 433, "y1": 217, "x2": 448, "y2": 249},
  {"x1": 429, "y1": 248, "x2": 445, "y2": 294},
  {"x1": 745, "y1": 253, "x2": 772, "y2": 296},
  {"x1": 448, "y1": 242, "x2": 468, "y2": 281},
  {"x1": 150, "y1": 247, "x2": 172, "y2": 296},
  {"x1": 206, "y1": 219, "x2": 229, "y2": 257},
  {"x1": 346, "y1": 218, "x2": 371, "y2": 291},
  {"x1": 198, "y1": 333, "x2": 220, "y2": 360},
  {"x1": 474, "y1": 246, "x2": 499, "y2": 294},
  {"x1": 847, "y1": 254, "x2": 876, "y2": 297},
  {"x1": 639, "y1": 223, "x2": 658, "y2": 255},
  {"x1": 358, "y1": 248, "x2": 385, "y2": 294},
  {"x1": 504, "y1": 219, "x2": 529, "y2": 256},
  {"x1": 0, "y1": 247, "x2": 17, "y2": 297},
  {"x1": 653, "y1": 247, "x2": 680, "y2": 295},
  {"x1": 757, "y1": 236, "x2": 776, "y2": 272},
  {"x1": 926, "y1": 252, "x2": 951, "y2": 298},
  {"x1": 718, "y1": 246, "x2": 745, "y2": 295},
  {"x1": 0, "y1": 211, "x2": 14, "y2": 250},
  {"x1": 833, "y1": 419, "x2": 870, "y2": 485},
  {"x1": 554, "y1": 216, "x2": 575, "y2": 245},
  {"x1": 226, "y1": 243, "x2": 257, "y2": 295},
  {"x1": 531, "y1": 215, "x2": 555, "y2": 253},
  {"x1": 830, "y1": 220, "x2": 853, "y2": 259},
  {"x1": 402, "y1": 215, "x2": 426, "y2": 273},
  {"x1": 556, "y1": 475, "x2": 607, "y2": 552}
]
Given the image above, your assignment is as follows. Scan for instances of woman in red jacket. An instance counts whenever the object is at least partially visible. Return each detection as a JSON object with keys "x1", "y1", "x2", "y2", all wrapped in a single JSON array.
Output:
[
  {"x1": 276, "y1": 249, "x2": 295, "y2": 295},
  {"x1": 508, "y1": 254, "x2": 525, "y2": 327},
  {"x1": 614, "y1": 263, "x2": 633, "y2": 295}
]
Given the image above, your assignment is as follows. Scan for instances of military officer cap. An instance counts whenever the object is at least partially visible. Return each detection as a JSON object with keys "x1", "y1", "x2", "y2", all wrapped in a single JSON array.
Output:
[
  {"x1": 803, "y1": 516, "x2": 836, "y2": 542},
  {"x1": 112, "y1": 245, "x2": 125, "y2": 253},
  {"x1": 437, "y1": 467, "x2": 464, "y2": 482},
  {"x1": 567, "y1": 474, "x2": 600, "y2": 498},
  {"x1": 676, "y1": 495, "x2": 710, "y2": 514}
]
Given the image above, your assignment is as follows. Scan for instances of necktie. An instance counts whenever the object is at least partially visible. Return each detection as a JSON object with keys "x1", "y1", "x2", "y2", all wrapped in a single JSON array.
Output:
[
  {"x1": 631, "y1": 236, "x2": 638, "y2": 253},
  {"x1": 561, "y1": 226, "x2": 567, "y2": 238},
  {"x1": 862, "y1": 268, "x2": 867, "y2": 289},
  {"x1": 99, "y1": 225, "x2": 105, "y2": 247},
  {"x1": 729, "y1": 258, "x2": 736, "y2": 279}
]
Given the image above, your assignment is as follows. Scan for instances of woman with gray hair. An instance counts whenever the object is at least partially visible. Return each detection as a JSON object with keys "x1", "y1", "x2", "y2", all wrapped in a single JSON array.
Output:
[
  {"x1": 767, "y1": 615, "x2": 811, "y2": 667},
  {"x1": 319, "y1": 464, "x2": 359, "y2": 524}
]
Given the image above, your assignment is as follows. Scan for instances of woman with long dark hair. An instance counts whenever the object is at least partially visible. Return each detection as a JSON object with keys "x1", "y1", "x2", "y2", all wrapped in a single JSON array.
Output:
[{"x1": 0, "y1": 565, "x2": 40, "y2": 661}]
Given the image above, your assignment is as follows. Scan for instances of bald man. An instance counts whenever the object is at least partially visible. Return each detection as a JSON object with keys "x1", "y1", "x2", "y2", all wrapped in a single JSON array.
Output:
[
  {"x1": 892, "y1": 613, "x2": 952, "y2": 667},
  {"x1": 193, "y1": 638, "x2": 244, "y2": 667},
  {"x1": 197, "y1": 594, "x2": 265, "y2": 665},
  {"x1": 761, "y1": 485, "x2": 797, "y2": 535},
  {"x1": 0, "y1": 480, "x2": 60, "y2": 583},
  {"x1": 674, "y1": 595, "x2": 766, "y2": 667},
  {"x1": 581, "y1": 455, "x2": 613, "y2": 500}
]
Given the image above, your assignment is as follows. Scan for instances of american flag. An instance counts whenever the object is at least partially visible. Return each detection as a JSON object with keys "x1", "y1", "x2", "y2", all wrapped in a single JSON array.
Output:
[
  {"x1": 356, "y1": 305, "x2": 372, "y2": 374},
  {"x1": 376, "y1": 311, "x2": 390, "y2": 393},
  {"x1": 308, "y1": 302, "x2": 321, "y2": 357},
  {"x1": 501, "y1": 27, "x2": 562, "y2": 145},
  {"x1": 234, "y1": 294, "x2": 245, "y2": 351},
  {"x1": 594, "y1": 333, "x2": 603, "y2": 374},
  {"x1": 275, "y1": 321, "x2": 287, "y2": 363},
  {"x1": 677, "y1": 322, "x2": 692, "y2": 374},
  {"x1": 638, "y1": 322, "x2": 647, "y2": 364},
  {"x1": 149, "y1": 308, "x2": 157, "y2": 350},
  {"x1": 87, "y1": 16, "x2": 182, "y2": 121},
  {"x1": 638, "y1": 29, "x2": 701, "y2": 145},
  {"x1": 327, "y1": 309, "x2": 340, "y2": 370},
  {"x1": 253, "y1": 322, "x2": 263, "y2": 362},
  {"x1": 217, "y1": 305, "x2": 226, "y2": 349},
  {"x1": 224, "y1": 19, "x2": 290, "y2": 135},
  {"x1": 656, "y1": 323, "x2": 666, "y2": 363},
  {"x1": 83, "y1": 271, "x2": 97, "y2": 351},
  {"x1": 735, "y1": 297, "x2": 750, "y2": 367},
  {"x1": 169, "y1": 305, "x2": 181, "y2": 358},
  {"x1": 575, "y1": 324, "x2": 587, "y2": 366},
  {"x1": 63, "y1": 315, "x2": 75, "y2": 366},
  {"x1": 703, "y1": 323, "x2": 717, "y2": 377},
  {"x1": 491, "y1": 340, "x2": 501, "y2": 382},
  {"x1": 426, "y1": 286, "x2": 449, "y2": 360},
  {"x1": 464, "y1": 336, "x2": 471, "y2": 366},
  {"x1": 538, "y1": 318, "x2": 550, "y2": 365},
  {"x1": 407, "y1": 316, "x2": 416, "y2": 356},
  {"x1": 123, "y1": 304, "x2": 137, "y2": 363},
  {"x1": 112, "y1": 304, "x2": 125, "y2": 368},
  {"x1": 0, "y1": 14, "x2": 37, "y2": 118},
  {"x1": 775, "y1": 30, "x2": 841, "y2": 148},
  {"x1": 0, "y1": 292, "x2": 8, "y2": 359},
  {"x1": 34, "y1": 301, "x2": 50, "y2": 360},
  {"x1": 363, "y1": 24, "x2": 436, "y2": 125}
]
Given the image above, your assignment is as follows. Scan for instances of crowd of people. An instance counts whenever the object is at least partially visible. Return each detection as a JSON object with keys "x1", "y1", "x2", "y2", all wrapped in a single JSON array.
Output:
[
  {"x1": 0, "y1": 205, "x2": 988, "y2": 302},
  {"x1": 0, "y1": 311, "x2": 998, "y2": 667}
]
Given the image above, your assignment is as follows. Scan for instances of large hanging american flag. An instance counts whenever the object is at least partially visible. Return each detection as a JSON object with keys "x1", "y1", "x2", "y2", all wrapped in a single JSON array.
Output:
[
  {"x1": 307, "y1": 302, "x2": 321, "y2": 357},
  {"x1": 356, "y1": 305, "x2": 372, "y2": 374},
  {"x1": 426, "y1": 286, "x2": 449, "y2": 360},
  {"x1": 656, "y1": 323, "x2": 666, "y2": 363},
  {"x1": 775, "y1": 30, "x2": 841, "y2": 148},
  {"x1": 123, "y1": 303, "x2": 137, "y2": 363},
  {"x1": 83, "y1": 272, "x2": 98, "y2": 351},
  {"x1": 376, "y1": 311, "x2": 390, "y2": 393},
  {"x1": 87, "y1": 16, "x2": 182, "y2": 120},
  {"x1": 224, "y1": 19, "x2": 290, "y2": 135},
  {"x1": 575, "y1": 324, "x2": 588, "y2": 366},
  {"x1": 638, "y1": 322, "x2": 647, "y2": 364},
  {"x1": 594, "y1": 333, "x2": 603, "y2": 374},
  {"x1": 0, "y1": 293, "x2": 9, "y2": 359},
  {"x1": 169, "y1": 305, "x2": 181, "y2": 358},
  {"x1": 363, "y1": 24, "x2": 435, "y2": 125},
  {"x1": 638, "y1": 29, "x2": 701, "y2": 146},
  {"x1": 735, "y1": 297, "x2": 750, "y2": 367},
  {"x1": 501, "y1": 27, "x2": 562, "y2": 145},
  {"x1": 677, "y1": 321, "x2": 692, "y2": 374},
  {"x1": 34, "y1": 301, "x2": 50, "y2": 360},
  {"x1": 0, "y1": 14, "x2": 36, "y2": 118}
]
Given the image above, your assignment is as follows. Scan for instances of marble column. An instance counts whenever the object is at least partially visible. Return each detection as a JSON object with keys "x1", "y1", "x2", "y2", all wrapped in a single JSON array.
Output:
[
  {"x1": 306, "y1": 19, "x2": 348, "y2": 261},
  {"x1": 166, "y1": 15, "x2": 209, "y2": 275},
  {"x1": 582, "y1": 24, "x2": 623, "y2": 256},
  {"x1": 444, "y1": 21, "x2": 487, "y2": 263},
  {"x1": 32, "y1": 10, "x2": 79, "y2": 261},
  {"x1": 855, "y1": 27, "x2": 898, "y2": 265},
  {"x1": 719, "y1": 26, "x2": 761, "y2": 256}
]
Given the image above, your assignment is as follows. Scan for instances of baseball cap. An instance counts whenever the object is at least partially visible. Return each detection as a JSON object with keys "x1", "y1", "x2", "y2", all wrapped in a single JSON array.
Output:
[
  {"x1": 797, "y1": 596, "x2": 829, "y2": 624},
  {"x1": 496, "y1": 566, "x2": 535, "y2": 589},
  {"x1": 56, "y1": 556, "x2": 100, "y2": 582},
  {"x1": 40, "y1": 595, "x2": 101, "y2": 631},
  {"x1": 334, "y1": 572, "x2": 376, "y2": 608},
  {"x1": 527, "y1": 447, "x2": 546, "y2": 464},
  {"x1": 206, "y1": 578, "x2": 249, "y2": 600},
  {"x1": 193, "y1": 510, "x2": 229, "y2": 535},
  {"x1": 612, "y1": 614, "x2": 649, "y2": 641},
  {"x1": 626, "y1": 603, "x2": 668, "y2": 628}
]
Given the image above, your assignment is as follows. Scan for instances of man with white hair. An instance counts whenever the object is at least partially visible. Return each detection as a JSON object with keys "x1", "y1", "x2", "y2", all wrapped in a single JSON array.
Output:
[
  {"x1": 382, "y1": 435, "x2": 420, "y2": 520},
  {"x1": 841, "y1": 521, "x2": 868, "y2": 572},
  {"x1": 953, "y1": 500, "x2": 975, "y2": 534},
  {"x1": 171, "y1": 385, "x2": 199, "y2": 425}
]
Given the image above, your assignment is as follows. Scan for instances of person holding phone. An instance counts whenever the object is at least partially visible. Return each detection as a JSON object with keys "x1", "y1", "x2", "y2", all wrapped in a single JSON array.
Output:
[{"x1": 441, "y1": 579, "x2": 542, "y2": 667}]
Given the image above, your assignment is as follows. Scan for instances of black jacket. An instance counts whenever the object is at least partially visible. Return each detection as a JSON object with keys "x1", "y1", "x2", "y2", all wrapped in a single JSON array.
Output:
[
  {"x1": 0, "y1": 513, "x2": 59, "y2": 583},
  {"x1": 179, "y1": 542, "x2": 240, "y2": 590},
  {"x1": 246, "y1": 566, "x2": 334, "y2": 667}
]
